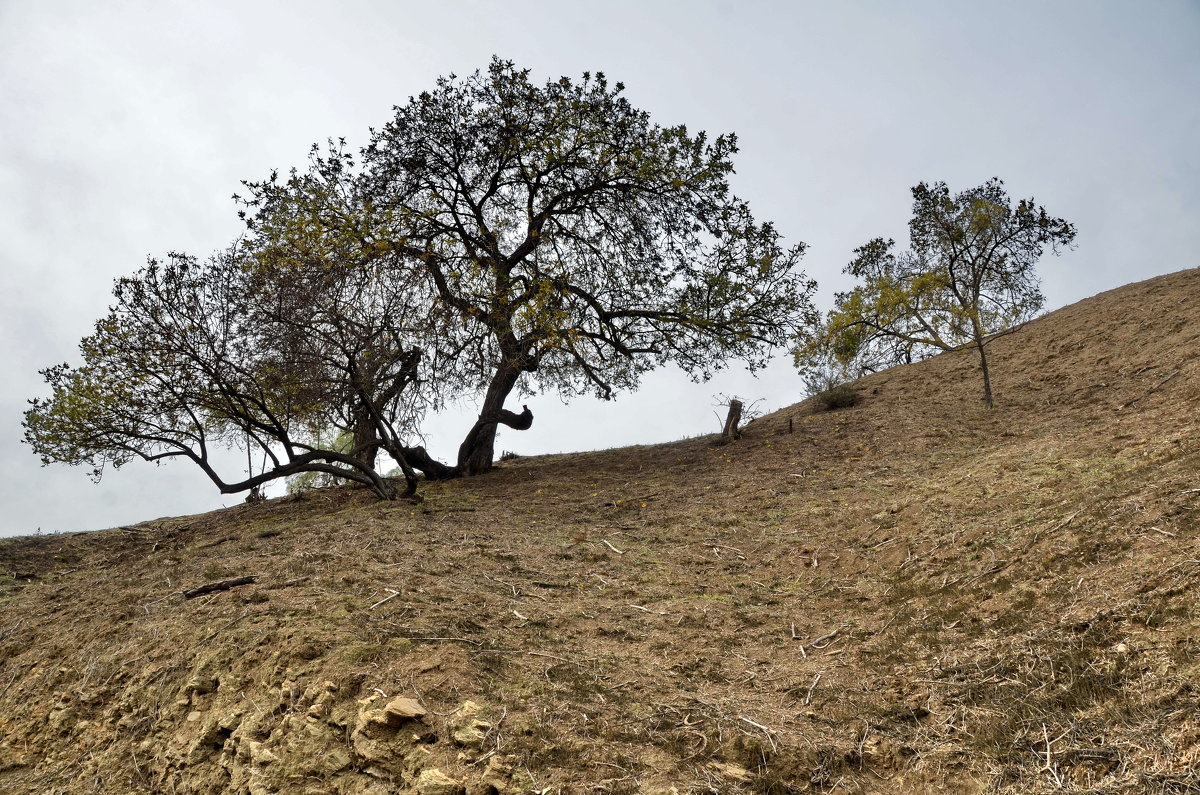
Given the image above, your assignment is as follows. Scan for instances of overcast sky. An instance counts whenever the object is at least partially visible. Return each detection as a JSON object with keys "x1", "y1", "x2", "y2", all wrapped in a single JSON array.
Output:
[{"x1": 1, "y1": 1, "x2": 1197, "y2": 537}]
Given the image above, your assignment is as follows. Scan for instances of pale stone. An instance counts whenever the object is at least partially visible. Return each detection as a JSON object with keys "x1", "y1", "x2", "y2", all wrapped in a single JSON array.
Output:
[
  {"x1": 417, "y1": 767, "x2": 464, "y2": 795},
  {"x1": 452, "y1": 719, "x2": 490, "y2": 749},
  {"x1": 247, "y1": 740, "x2": 278, "y2": 766},
  {"x1": 383, "y1": 696, "x2": 427, "y2": 724}
]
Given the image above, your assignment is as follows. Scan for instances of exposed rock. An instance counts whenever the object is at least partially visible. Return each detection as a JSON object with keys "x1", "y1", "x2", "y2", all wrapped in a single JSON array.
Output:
[
  {"x1": 383, "y1": 696, "x2": 427, "y2": 724},
  {"x1": 218, "y1": 709, "x2": 244, "y2": 732},
  {"x1": 862, "y1": 734, "x2": 908, "y2": 770},
  {"x1": 450, "y1": 701, "x2": 491, "y2": 749},
  {"x1": 355, "y1": 695, "x2": 428, "y2": 739},
  {"x1": 183, "y1": 674, "x2": 218, "y2": 696},
  {"x1": 246, "y1": 740, "x2": 278, "y2": 766},
  {"x1": 352, "y1": 696, "x2": 432, "y2": 768},
  {"x1": 184, "y1": 714, "x2": 231, "y2": 764},
  {"x1": 453, "y1": 720, "x2": 490, "y2": 748},
  {"x1": 473, "y1": 754, "x2": 516, "y2": 794},
  {"x1": 417, "y1": 767, "x2": 464, "y2": 795}
]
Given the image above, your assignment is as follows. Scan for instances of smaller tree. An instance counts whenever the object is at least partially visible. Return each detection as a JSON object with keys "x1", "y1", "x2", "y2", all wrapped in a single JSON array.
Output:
[
  {"x1": 796, "y1": 178, "x2": 1075, "y2": 407},
  {"x1": 23, "y1": 250, "x2": 428, "y2": 500}
]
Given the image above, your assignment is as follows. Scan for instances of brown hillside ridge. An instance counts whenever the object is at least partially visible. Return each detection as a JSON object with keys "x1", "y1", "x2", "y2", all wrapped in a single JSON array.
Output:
[{"x1": 1, "y1": 269, "x2": 1198, "y2": 794}]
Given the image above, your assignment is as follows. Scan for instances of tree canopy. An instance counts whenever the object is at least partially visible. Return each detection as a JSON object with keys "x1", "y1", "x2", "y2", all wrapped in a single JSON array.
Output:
[
  {"x1": 240, "y1": 58, "x2": 816, "y2": 476},
  {"x1": 25, "y1": 58, "x2": 815, "y2": 498},
  {"x1": 23, "y1": 250, "x2": 426, "y2": 499},
  {"x1": 795, "y1": 178, "x2": 1075, "y2": 407}
]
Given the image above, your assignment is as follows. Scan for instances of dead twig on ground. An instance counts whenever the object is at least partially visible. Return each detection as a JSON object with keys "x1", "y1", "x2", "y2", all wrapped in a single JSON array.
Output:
[
  {"x1": 1118, "y1": 369, "x2": 1179, "y2": 410},
  {"x1": 796, "y1": 628, "x2": 840, "y2": 651},
  {"x1": 200, "y1": 609, "x2": 267, "y2": 643},
  {"x1": 182, "y1": 575, "x2": 257, "y2": 599},
  {"x1": 1031, "y1": 510, "x2": 1081, "y2": 543},
  {"x1": 738, "y1": 715, "x2": 778, "y2": 752},
  {"x1": 0, "y1": 620, "x2": 23, "y2": 644},
  {"x1": 482, "y1": 573, "x2": 519, "y2": 597},
  {"x1": 527, "y1": 651, "x2": 573, "y2": 663},
  {"x1": 601, "y1": 539, "x2": 625, "y2": 555},
  {"x1": 804, "y1": 672, "x2": 823, "y2": 705},
  {"x1": 368, "y1": 589, "x2": 402, "y2": 610}
]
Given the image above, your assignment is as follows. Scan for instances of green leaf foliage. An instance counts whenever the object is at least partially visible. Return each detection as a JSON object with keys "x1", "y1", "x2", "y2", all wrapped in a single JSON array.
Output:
[
  {"x1": 27, "y1": 58, "x2": 816, "y2": 497},
  {"x1": 796, "y1": 178, "x2": 1076, "y2": 407},
  {"x1": 241, "y1": 58, "x2": 818, "y2": 474},
  {"x1": 23, "y1": 250, "x2": 426, "y2": 499}
]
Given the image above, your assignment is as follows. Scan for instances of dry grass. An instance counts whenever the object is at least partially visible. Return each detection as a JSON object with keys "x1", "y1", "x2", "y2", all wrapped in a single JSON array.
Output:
[{"x1": 1, "y1": 269, "x2": 1198, "y2": 794}]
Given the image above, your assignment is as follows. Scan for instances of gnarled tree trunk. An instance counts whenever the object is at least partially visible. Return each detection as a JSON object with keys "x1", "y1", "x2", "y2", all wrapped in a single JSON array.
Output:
[
  {"x1": 350, "y1": 415, "x2": 381, "y2": 471},
  {"x1": 457, "y1": 363, "x2": 532, "y2": 476}
]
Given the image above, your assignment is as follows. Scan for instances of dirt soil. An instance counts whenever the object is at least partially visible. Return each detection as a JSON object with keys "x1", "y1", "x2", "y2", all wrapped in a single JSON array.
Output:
[{"x1": 1, "y1": 269, "x2": 1198, "y2": 794}]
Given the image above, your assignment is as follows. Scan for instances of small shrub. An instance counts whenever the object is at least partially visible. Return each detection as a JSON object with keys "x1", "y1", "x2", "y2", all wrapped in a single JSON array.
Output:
[
  {"x1": 815, "y1": 383, "x2": 858, "y2": 410},
  {"x1": 800, "y1": 351, "x2": 859, "y2": 410}
]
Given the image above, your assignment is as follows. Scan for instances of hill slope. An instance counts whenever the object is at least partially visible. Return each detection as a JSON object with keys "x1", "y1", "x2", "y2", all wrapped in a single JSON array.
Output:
[{"x1": 2, "y1": 269, "x2": 1198, "y2": 794}]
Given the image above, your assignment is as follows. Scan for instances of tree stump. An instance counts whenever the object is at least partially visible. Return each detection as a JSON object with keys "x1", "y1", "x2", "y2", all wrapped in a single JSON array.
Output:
[{"x1": 721, "y1": 399, "x2": 743, "y2": 444}]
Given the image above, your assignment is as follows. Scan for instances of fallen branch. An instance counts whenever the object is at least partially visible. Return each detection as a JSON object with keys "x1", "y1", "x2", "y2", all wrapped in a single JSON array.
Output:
[
  {"x1": 182, "y1": 575, "x2": 257, "y2": 599},
  {"x1": 601, "y1": 539, "x2": 625, "y2": 555},
  {"x1": 1118, "y1": 369, "x2": 1179, "y2": 410},
  {"x1": 738, "y1": 716, "x2": 778, "y2": 752},
  {"x1": 628, "y1": 604, "x2": 667, "y2": 615},
  {"x1": 804, "y1": 672, "x2": 823, "y2": 706},
  {"x1": 369, "y1": 589, "x2": 402, "y2": 610},
  {"x1": 797, "y1": 628, "x2": 840, "y2": 651}
]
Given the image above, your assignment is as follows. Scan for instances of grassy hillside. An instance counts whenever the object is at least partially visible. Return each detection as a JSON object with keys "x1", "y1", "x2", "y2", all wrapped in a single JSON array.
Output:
[{"x1": 2, "y1": 269, "x2": 1198, "y2": 794}]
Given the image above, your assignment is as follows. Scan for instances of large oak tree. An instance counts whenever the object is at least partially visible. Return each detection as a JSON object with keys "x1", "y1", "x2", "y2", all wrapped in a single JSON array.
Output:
[
  {"x1": 242, "y1": 59, "x2": 817, "y2": 476},
  {"x1": 27, "y1": 59, "x2": 815, "y2": 499}
]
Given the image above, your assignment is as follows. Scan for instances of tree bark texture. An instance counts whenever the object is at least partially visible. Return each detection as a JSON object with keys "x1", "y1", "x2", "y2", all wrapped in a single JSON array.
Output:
[
  {"x1": 721, "y1": 399, "x2": 743, "y2": 444},
  {"x1": 457, "y1": 364, "x2": 531, "y2": 475},
  {"x1": 975, "y1": 337, "x2": 995, "y2": 409}
]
